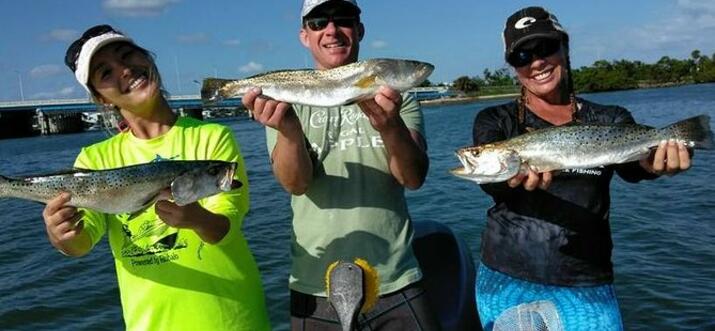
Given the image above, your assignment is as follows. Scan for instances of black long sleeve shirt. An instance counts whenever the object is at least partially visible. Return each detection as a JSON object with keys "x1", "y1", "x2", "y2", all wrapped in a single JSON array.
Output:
[{"x1": 473, "y1": 98, "x2": 658, "y2": 286}]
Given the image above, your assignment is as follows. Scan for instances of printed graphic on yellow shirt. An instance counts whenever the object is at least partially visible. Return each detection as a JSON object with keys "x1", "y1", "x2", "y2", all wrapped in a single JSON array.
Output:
[
  {"x1": 118, "y1": 154, "x2": 188, "y2": 262},
  {"x1": 119, "y1": 214, "x2": 187, "y2": 259}
]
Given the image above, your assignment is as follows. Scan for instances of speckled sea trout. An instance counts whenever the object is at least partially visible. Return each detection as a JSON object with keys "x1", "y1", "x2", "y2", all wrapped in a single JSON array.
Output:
[
  {"x1": 0, "y1": 160, "x2": 240, "y2": 214},
  {"x1": 201, "y1": 58, "x2": 434, "y2": 107},
  {"x1": 451, "y1": 115, "x2": 714, "y2": 184}
]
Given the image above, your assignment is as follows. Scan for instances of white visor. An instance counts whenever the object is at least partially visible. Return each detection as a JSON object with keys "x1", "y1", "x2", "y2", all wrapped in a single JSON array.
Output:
[{"x1": 74, "y1": 32, "x2": 133, "y2": 95}]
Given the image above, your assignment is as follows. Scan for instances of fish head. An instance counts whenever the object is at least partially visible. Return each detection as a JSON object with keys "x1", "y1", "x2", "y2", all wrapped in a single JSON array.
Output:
[
  {"x1": 370, "y1": 59, "x2": 435, "y2": 91},
  {"x1": 170, "y1": 161, "x2": 241, "y2": 206},
  {"x1": 450, "y1": 145, "x2": 522, "y2": 183}
]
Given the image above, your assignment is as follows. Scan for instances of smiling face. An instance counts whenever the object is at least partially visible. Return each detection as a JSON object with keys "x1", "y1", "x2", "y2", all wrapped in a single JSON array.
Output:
[
  {"x1": 299, "y1": 3, "x2": 364, "y2": 69},
  {"x1": 512, "y1": 39, "x2": 568, "y2": 103},
  {"x1": 88, "y1": 42, "x2": 161, "y2": 114}
]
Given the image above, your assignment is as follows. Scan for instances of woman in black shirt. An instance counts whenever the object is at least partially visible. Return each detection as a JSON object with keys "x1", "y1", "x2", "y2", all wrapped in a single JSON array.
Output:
[{"x1": 473, "y1": 7, "x2": 692, "y2": 331}]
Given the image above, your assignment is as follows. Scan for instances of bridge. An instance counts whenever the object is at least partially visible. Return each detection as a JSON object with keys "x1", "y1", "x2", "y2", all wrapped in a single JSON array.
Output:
[
  {"x1": 0, "y1": 87, "x2": 454, "y2": 139},
  {"x1": 0, "y1": 95, "x2": 244, "y2": 113},
  {"x1": 0, "y1": 95, "x2": 244, "y2": 139}
]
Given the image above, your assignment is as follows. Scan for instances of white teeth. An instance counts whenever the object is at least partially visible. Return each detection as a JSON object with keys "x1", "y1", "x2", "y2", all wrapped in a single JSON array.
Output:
[
  {"x1": 534, "y1": 71, "x2": 552, "y2": 81},
  {"x1": 324, "y1": 42, "x2": 345, "y2": 48},
  {"x1": 128, "y1": 75, "x2": 146, "y2": 90}
]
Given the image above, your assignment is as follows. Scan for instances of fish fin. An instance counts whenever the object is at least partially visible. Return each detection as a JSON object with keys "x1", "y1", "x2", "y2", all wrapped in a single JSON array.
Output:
[
  {"x1": 127, "y1": 192, "x2": 164, "y2": 220},
  {"x1": 342, "y1": 93, "x2": 374, "y2": 105},
  {"x1": 17, "y1": 167, "x2": 96, "y2": 177},
  {"x1": 127, "y1": 206, "x2": 148, "y2": 221},
  {"x1": 244, "y1": 68, "x2": 308, "y2": 79},
  {"x1": 353, "y1": 75, "x2": 377, "y2": 89},
  {"x1": 660, "y1": 114, "x2": 714, "y2": 149}
]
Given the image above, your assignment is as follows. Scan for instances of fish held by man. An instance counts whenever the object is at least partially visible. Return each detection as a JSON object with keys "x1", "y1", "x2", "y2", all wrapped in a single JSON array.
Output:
[
  {"x1": 0, "y1": 160, "x2": 241, "y2": 214},
  {"x1": 201, "y1": 58, "x2": 434, "y2": 107},
  {"x1": 451, "y1": 115, "x2": 714, "y2": 184}
]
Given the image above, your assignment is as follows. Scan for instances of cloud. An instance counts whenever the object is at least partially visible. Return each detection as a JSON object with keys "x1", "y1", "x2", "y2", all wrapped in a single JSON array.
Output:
[
  {"x1": 29, "y1": 65, "x2": 64, "y2": 79},
  {"x1": 223, "y1": 39, "x2": 241, "y2": 47},
  {"x1": 572, "y1": 0, "x2": 715, "y2": 65},
  {"x1": 677, "y1": 0, "x2": 715, "y2": 16},
  {"x1": 31, "y1": 86, "x2": 76, "y2": 99},
  {"x1": 103, "y1": 0, "x2": 179, "y2": 17},
  {"x1": 239, "y1": 61, "x2": 263, "y2": 73},
  {"x1": 45, "y1": 29, "x2": 78, "y2": 42},
  {"x1": 623, "y1": 0, "x2": 715, "y2": 54},
  {"x1": 370, "y1": 40, "x2": 389, "y2": 49},
  {"x1": 176, "y1": 33, "x2": 209, "y2": 44}
]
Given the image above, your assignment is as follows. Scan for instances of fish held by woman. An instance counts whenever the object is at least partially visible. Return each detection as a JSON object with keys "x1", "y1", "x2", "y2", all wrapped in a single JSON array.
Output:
[
  {"x1": 201, "y1": 58, "x2": 434, "y2": 107},
  {"x1": 0, "y1": 160, "x2": 241, "y2": 214},
  {"x1": 451, "y1": 115, "x2": 714, "y2": 184}
]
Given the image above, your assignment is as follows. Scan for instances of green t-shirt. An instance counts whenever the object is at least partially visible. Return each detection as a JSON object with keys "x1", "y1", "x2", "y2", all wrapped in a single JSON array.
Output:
[
  {"x1": 266, "y1": 95, "x2": 424, "y2": 296},
  {"x1": 75, "y1": 117, "x2": 270, "y2": 331}
]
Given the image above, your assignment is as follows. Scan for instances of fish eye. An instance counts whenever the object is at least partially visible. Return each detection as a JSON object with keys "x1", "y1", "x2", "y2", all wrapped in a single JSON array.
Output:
[{"x1": 207, "y1": 166, "x2": 219, "y2": 176}]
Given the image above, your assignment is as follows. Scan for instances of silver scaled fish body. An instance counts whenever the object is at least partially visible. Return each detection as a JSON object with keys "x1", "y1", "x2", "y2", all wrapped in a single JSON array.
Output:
[
  {"x1": 201, "y1": 58, "x2": 434, "y2": 107},
  {"x1": 0, "y1": 160, "x2": 239, "y2": 214},
  {"x1": 451, "y1": 115, "x2": 714, "y2": 184}
]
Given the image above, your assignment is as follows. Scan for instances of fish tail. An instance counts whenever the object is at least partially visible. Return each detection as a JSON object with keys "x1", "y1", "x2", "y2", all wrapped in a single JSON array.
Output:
[
  {"x1": 200, "y1": 78, "x2": 236, "y2": 104},
  {"x1": 660, "y1": 115, "x2": 714, "y2": 149}
]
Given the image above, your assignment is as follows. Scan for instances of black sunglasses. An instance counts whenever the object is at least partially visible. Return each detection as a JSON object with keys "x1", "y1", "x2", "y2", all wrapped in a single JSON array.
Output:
[
  {"x1": 507, "y1": 39, "x2": 562, "y2": 67},
  {"x1": 65, "y1": 25, "x2": 119, "y2": 72},
  {"x1": 304, "y1": 16, "x2": 358, "y2": 31}
]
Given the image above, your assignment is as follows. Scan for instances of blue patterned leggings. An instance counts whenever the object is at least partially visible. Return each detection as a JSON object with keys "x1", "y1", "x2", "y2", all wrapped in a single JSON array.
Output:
[{"x1": 476, "y1": 263, "x2": 623, "y2": 331}]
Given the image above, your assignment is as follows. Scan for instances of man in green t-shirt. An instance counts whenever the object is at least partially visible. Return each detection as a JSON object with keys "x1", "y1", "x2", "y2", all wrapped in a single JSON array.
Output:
[{"x1": 242, "y1": 0, "x2": 440, "y2": 329}]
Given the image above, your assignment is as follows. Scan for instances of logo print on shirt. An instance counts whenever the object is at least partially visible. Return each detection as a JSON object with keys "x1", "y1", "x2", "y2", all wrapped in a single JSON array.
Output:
[
  {"x1": 152, "y1": 154, "x2": 180, "y2": 162},
  {"x1": 307, "y1": 108, "x2": 385, "y2": 156},
  {"x1": 119, "y1": 154, "x2": 185, "y2": 264}
]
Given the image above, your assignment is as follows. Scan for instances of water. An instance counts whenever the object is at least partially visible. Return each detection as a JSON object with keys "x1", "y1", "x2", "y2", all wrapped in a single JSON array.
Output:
[{"x1": 0, "y1": 84, "x2": 713, "y2": 330}]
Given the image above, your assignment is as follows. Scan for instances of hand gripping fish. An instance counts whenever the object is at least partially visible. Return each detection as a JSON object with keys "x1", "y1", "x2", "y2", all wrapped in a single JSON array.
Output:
[
  {"x1": 0, "y1": 160, "x2": 241, "y2": 214},
  {"x1": 201, "y1": 58, "x2": 434, "y2": 107},
  {"x1": 451, "y1": 115, "x2": 714, "y2": 184}
]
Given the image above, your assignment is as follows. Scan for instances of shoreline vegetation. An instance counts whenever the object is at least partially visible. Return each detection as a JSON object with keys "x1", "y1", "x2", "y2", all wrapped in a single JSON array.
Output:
[{"x1": 421, "y1": 49, "x2": 715, "y2": 107}]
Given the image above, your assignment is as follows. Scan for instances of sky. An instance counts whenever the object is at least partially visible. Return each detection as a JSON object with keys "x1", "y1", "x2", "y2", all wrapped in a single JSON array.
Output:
[{"x1": 1, "y1": 0, "x2": 714, "y2": 102}]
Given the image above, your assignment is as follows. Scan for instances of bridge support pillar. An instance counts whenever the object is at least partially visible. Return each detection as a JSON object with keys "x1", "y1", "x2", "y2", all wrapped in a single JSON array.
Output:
[
  {"x1": 37, "y1": 111, "x2": 85, "y2": 135},
  {"x1": 178, "y1": 107, "x2": 204, "y2": 120}
]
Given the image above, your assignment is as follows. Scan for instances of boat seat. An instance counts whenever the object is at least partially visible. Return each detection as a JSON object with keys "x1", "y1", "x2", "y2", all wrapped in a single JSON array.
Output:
[{"x1": 413, "y1": 221, "x2": 482, "y2": 331}]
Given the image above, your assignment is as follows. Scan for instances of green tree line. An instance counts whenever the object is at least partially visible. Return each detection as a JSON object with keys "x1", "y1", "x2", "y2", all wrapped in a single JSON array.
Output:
[{"x1": 448, "y1": 49, "x2": 715, "y2": 95}]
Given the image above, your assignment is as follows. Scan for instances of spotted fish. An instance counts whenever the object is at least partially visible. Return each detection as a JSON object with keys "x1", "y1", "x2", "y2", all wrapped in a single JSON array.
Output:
[
  {"x1": 0, "y1": 160, "x2": 240, "y2": 214},
  {"x1": 451, "y1": 115, "x2": 714, "y2": 183},
  {"x1": 201, "y1": 58, "x2": 434, "y2": 107}
]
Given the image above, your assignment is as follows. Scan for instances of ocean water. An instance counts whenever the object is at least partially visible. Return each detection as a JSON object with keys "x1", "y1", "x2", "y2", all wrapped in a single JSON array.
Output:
[{"x1": 0, "y1": 83, "x2": 713, "y2": 330}]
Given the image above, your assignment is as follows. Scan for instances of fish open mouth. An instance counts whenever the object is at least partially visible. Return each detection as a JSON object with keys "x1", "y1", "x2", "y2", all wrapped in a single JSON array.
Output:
[
  {"x1": 219, "y1": 163, "x2": 240, "y2": 191},
  {"x1": 449, "y1": 166, "x2": 470, "y2": 177}
]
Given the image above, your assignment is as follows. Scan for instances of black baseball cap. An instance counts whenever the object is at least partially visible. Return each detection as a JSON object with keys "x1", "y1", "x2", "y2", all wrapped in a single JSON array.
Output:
[{"x1": 503, "y1": 7, "x2": 568, "y2": 62}]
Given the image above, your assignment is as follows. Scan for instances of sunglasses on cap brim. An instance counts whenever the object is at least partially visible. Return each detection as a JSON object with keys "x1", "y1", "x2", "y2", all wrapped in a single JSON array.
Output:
[
  {"x1": 507, "y1": 39, "x2": 562, "y2": 67},
  {"x1": 304, "y1": 16, "x2": 358, "y2": 31},
  {"x1": 65, "y1": 25, "x2": 120, "y2": 72}
]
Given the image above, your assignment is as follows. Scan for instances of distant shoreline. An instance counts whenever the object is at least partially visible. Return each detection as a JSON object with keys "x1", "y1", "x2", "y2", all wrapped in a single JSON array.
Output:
[{"x1": 419, "y1": 93, "x2": 518, "y2": 107}]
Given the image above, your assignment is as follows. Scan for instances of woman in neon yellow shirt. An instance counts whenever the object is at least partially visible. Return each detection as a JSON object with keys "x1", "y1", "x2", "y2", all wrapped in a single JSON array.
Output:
[{"x1": 41, "y1": 24, "x2": 270, "y2": 331}]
